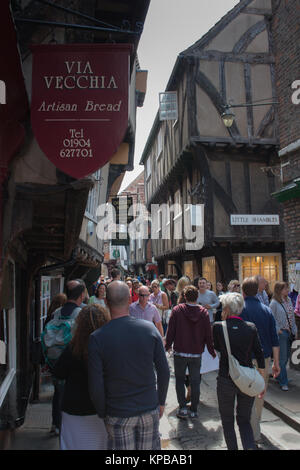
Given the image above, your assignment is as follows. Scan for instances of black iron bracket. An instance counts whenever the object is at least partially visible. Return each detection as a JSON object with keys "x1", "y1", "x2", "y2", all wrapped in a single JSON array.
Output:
[
  {"x1": 35, "y1": 0, "x2": 123, "y2": 30},
  {"x1": 14, "y1": 0, "x2": 143, "y2": 36}
]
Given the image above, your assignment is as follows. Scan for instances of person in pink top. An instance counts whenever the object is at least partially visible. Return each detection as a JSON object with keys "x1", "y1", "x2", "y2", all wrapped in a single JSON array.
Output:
[
  {"x1": 130, "y1": 286, "x2": 164, "y2": 338},
  {"x1": 295, "y1": 294, "x2": 300, "y2": 318},
  {"x1": 295, "y1": 292, "x2": 300, "y2": 340}
]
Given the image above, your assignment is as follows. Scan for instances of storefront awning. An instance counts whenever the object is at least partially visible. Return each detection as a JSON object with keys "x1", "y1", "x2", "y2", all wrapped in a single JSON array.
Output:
[{"x1": 272, "y1": 178, "x2": 300, "y2": 203}]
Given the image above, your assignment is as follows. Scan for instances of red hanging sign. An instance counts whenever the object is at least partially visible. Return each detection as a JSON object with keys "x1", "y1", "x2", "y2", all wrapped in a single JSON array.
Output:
[{"x1": 30, "y1": 44, "x2": 131, "y2": 179}]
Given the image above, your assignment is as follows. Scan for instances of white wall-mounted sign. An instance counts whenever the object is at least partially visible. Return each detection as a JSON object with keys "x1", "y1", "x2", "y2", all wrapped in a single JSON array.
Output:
[
  {"x1": 230, "y1": 214, "x2": 280, "y2": 226},
  {"x1": 159, "y1": 91, "x2": 178, "y2": 121}
]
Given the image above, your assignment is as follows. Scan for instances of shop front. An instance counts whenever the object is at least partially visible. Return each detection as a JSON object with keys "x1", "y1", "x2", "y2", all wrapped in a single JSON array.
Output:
[
  {"x1": 197, "y1": 251, "x2": 283, "y2": 293},
  {"x1": 239, "y1": 253, "x2": 282, "y2": 290}
]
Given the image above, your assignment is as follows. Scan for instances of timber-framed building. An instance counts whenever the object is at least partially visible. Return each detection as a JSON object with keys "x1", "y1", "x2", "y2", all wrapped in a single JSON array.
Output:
[{"x1": 141, "y1": 0, "x2": 284, "y2": 287}]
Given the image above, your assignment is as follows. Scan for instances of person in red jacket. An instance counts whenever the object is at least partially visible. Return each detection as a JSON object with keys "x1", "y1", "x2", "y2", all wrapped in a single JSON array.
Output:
[
  {"x1": 130, "y1": 279, "x2": 140, "y2": 304},
  {"x1": 165, "y1": 285, "x2": 216, "y2": 419}
]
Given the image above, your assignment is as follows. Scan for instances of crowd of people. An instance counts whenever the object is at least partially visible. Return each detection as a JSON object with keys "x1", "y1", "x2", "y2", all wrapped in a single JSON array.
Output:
[{"x1": 41, "y1": 269, "x2": 300, "y2": 451}]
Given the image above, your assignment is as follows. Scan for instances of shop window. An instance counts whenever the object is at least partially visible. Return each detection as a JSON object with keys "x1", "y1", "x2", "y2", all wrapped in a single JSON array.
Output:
[
  {"x1": 167, "y1": 261, "x2": 177, "y2": 277},
  {"x1": 183, "y1": 261, "x2": 194, "y2": 281},
  {"x1": 240, "y1": 254, "x2": 282, "y2": 290},
  {"x1": 202, "y1": 257, "x2": 216, "y2": 291}
]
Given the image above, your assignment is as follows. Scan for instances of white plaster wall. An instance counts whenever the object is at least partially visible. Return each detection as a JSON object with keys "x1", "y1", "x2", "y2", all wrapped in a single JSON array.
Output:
[
  {"x1": 225, "y1": 62, "x2": 248, "y2": 137},
  {"x1": 196, "y1": 88, "x2": 228, "y2": 137},
  {"x1": 204, "y1": 14, "x2": 262, "y2": 52}
]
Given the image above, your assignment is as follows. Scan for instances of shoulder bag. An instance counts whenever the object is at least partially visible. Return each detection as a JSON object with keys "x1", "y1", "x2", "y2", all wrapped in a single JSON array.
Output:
[
  {"x1": 280, "y1": 301, "x2": 296, "y2": 343},
  {"x1": 222, "y1": 321, "x2": 265, "y2": 397}
]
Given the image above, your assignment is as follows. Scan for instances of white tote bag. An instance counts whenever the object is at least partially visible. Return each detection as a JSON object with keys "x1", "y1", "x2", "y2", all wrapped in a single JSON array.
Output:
[{"x1": 222, "y1": 321, "x2": 265, "y2": 397}]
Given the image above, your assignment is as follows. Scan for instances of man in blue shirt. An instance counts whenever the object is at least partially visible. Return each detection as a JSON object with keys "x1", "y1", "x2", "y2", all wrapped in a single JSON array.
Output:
[{"x1": 241, "y1": 276, "x2": 280, "y2": 445}]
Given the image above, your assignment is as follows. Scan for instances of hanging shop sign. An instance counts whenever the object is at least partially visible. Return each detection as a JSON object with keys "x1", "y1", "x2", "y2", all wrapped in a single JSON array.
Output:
[
  {"x1": 30, "y1": 44, "x2": 131, "y2": 178},
  {"x1": 159, "y1": 91, "x2": 178, "y2": 121},
  {"x1": 111, "y1": 196, "x2": 134, "y2": 224}
]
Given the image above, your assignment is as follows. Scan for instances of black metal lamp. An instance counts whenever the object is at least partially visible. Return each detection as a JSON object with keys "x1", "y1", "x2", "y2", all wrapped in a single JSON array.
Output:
[{"x1": 221, "y1": 99, "x2": 279, "y2": 128}]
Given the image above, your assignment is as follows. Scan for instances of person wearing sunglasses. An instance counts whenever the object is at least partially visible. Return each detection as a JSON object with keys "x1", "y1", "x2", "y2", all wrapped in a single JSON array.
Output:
[
  {"x1": 129, "y1": 286, "x2": 164, "y2": 338},
  {"x1": 227, "y1": 280, "x2": 241, "y2": 293}
]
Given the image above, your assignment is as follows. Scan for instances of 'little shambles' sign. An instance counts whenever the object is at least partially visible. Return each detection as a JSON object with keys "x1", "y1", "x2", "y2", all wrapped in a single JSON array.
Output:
[
  {"x1": 230, "y1": 214, "x2": 280, "y2": 225},
  {"x1": 30, "y1": 44, "x2": 131, "y2": 178}
]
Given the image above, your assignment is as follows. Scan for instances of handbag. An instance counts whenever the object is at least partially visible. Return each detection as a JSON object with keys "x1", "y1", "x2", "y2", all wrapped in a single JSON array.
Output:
[
  {"x1": 281, "y1": 302, "x2": 296, "y2": 343},
  {"x1": 222, "y1": 321, "x2": 265, "y2": 397}
]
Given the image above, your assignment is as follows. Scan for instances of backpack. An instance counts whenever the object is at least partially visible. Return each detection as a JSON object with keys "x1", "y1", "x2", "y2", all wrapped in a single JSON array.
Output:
[
  {"x1": 222, "y1": 321, "x2": 265, "y2": 397},
  {"x1": 41, "y1": 306, "x2": 81, "y2": 369}
]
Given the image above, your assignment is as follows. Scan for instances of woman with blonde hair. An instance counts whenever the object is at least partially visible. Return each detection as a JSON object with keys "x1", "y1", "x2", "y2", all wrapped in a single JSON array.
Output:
[
  {"x1": 149, "y1": 279, "x2": 169, "y2": 314},
  {"x1": 270, "y1": 281, "x2": 297, "y2": 391},
  {"x1": 176, "y1": 276, "x2": 191, "y2": 304},
  {"x1": 53, "y1": 304, "x2": 110, "y2": 449},
  {"x1": 227, "y1": 280, "x2": 241, "y2": 293}
]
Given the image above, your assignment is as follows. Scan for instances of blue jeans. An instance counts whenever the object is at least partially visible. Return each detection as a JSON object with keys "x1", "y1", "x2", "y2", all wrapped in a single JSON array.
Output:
[
  {"x1": 278, "y1": 330, "x2": 291, "y2": 387},
  {"x1": 173, "y1": 355, "x2": 202, "y2": 412}
]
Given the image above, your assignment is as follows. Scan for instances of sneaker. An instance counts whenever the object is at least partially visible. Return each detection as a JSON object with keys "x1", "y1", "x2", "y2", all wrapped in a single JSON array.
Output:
[
  {"x1": 189, "y1": 411, "x2": 198, "y2": 419},
  {"x1": 54, "y1": 427, "x2": 60, "y2": 436},
  {"x1": 176, "y1": 408, "x2": 189, "y2": 419},
  {"x1": 281, "y1": 385, "x2": 289, "y2": 391}
]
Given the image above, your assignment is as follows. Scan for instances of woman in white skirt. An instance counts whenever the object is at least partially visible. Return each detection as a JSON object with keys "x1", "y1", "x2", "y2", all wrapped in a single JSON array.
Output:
[{"x1": 53, "y1": 304, "x2": 110, "y2": 450}]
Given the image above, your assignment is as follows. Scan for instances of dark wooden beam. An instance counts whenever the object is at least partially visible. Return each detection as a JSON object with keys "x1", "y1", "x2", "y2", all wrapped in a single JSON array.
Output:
[
  {"x1": 194, "y1": 67, "x2": 241, "y2": 140},
  {"x1": 184, "y1": 51, "x2": 275, "y2": 65},
  {"x1": 233, "y1": 19, "x2": 266, "y2": 54}
]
